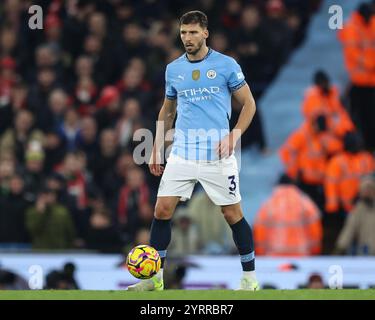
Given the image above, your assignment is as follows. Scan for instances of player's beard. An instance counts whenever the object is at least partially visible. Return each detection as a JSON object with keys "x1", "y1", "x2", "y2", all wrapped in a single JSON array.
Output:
[{"x1": 186, "y1": 39, "x2": 204, "y2": 56}]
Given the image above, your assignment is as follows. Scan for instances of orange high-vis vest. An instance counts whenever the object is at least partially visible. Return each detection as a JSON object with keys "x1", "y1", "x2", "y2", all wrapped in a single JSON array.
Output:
[
  {"x1": 302, "y1": 85, "x2": 355, "y2": 137},
  {"x1": 279, "y1": 123, "x2": 343, "y2": 185},
  {"x1": 338, "y1": 13, "x2": 375, "y2": 86},
  {"x1": 254, "y1": 185, "x2": 322, "y2": 256},
  {"x1": 325, "y1": 151, "x2": 375, "y2": 213}
]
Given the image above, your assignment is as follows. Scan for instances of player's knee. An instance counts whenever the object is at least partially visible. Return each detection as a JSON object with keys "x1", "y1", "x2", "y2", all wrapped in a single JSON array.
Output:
[
  {"x1": 154, "y1": 200, "x2": 175, "y2": 219},
  {"x1": 221, "y1": 206, "x2": 243, "y2": 224}
]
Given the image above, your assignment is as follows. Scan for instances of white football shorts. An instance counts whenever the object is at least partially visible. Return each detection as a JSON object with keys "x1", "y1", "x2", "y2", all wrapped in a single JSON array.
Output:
[{"x1": 157, "y1": 153, "x2": 241, "y2": 206}]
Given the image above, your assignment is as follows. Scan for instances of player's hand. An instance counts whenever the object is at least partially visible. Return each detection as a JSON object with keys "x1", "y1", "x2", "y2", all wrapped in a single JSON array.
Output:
[
  {"x1": 216, "y1": 133, "x2": 237, "y2": 159},
  {"x1": 149, "y1": 150, "x2": 164, "y2": 176}
]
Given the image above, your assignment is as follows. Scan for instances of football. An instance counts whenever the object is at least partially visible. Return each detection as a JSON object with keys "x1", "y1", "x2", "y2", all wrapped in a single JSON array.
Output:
[{"x1": 126, "y1": 245, "x2": 161, "y2": 279}]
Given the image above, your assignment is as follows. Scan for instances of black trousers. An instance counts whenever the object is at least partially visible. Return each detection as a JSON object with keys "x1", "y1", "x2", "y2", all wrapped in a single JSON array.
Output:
[
  {"x1": 298, "y1": 181, "x2": 325, "y2": 212},
  {"x1": 298, "y1": 181, "x2": 347, "y2": 255},
  {"x1": 321, "y1": 209, "x2": 347, "y2": 255},
  {"x1": 349, "y1": 85, "x2": 375, "y2": 151}
]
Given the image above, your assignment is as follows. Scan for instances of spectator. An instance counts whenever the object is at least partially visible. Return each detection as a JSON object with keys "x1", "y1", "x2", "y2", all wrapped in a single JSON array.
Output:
[
  {"x1": 116, "y1": 98, "x2": 142, "y2": 149},
  {"x1": 61, "y1": 262, "x2": 80, "y2": 289},
  {"x1": 0, "y1": 56, "x2": 18, "y2": 111},
  {"x1": 0, "y1": 109, "x2": 44, "y2": 163},
  {"x1": 334, "y1": 175, "x2": 375, "y2": 255},
  {"x1": 58, "y1": 151, "x2": 89, "y2": 211},
  {"x1": 43, "y1": 14, "x2": 63, "y2": 55},
  {"x1": 88, "y1": 12, "x2": 108, "y2": 42},
  {"x1": 209, "y1": 31, "x2": 229, "y2": 55},
  {"x1": 44, "y1": 172, "x2": 82, "y2": 238},
  {"x1": 27, "y1": 67, "x2": 58, "y2": 119},
  {"x1": 116, "y1": 64, "x2": 152, "y2": 111},
  {"x1": 21, "y1": 141, "x2": 46, "y2": 201},
  {"x1": 262, "y1": 0, "x2": 293, "y2": 75},
  {"x1": 116, "y1": 23, "x2": 149, "y2": 70},
  {"x1": 72, "y1": 55, "x2": 98, "y2": 116},
  {"x1": 94, "y1": 85, "x2": 121, "y2": 131},
  {"x1": 324, "y1": 132, "x2": 374, "y2": 254},
  {"x1": 0, "y1": 174, "x2": 31, "y2": 244},
  {"x1": 74, "y1": 55, "x2": 95, "y2": 84},
  {"x1": 34, "y1": 44, "x2": 61, "y2": 72},
  {"x1": 302, "y1": 70, "x2": 355, "y2": 138},
  {"x1": 88, "y1": 11, "x2": 116, "y2": 71},
  {"x1": 43, "y1": 129, "x2": 67, "y2": 173},
  {"x1": 163, "y1": 260, "x2": 191, "y2": 290},
  {"x1": 306, "y1": 273, "x2": 325, "y2": 289},
  {"x1": 82, "y1": 34, "x2": 113, "y2": 87},
  {"x1": 116, "y1": 166, "x2": 153, "y2": 243},
  {"x1": 338, "y1": 3, "x2": 375, "y2": 150},
  {"x1": 10, "y1": 80, "x2": 28, "y2": 112},
  {"x1": 233, "y1": 5, "x2": 266, "y2": 85},
  {"x1": 229, "y1": 5, "x2": 267, "y2": 150},
  {"x1": 285, "y1": 9, "x2": 304, "y2": 47},
  {"x1": 45, "y1": 262, "x2": 79, "y2": 290},
  {"x1": 220, "y1": 0, "x2": 242, "y2": 31},
  {"x1": 58, "y1": 108, "x2": 81, "y2": 151},
  {"x1": 76, "y1": 116, "x2": 99, "y2": 160},
  {"x1": 102, "y1": 151, "x2": 136, "y2": 201},
  {"x1": 112, "y1": 1, "x2": 135, "y2": 29},
  {"x1": 146, "y1": 25, "x2": 174, "y2": 76},
  {"x1": 84, "y1": 195, "x2": 123, "y2": 253},
  {"x1": 75, "y1": 116, "x2": 99, "y2": 166},
  {"x1": 186, "y1": 191, "x2": 236, "y2": 254},
  {"x1": 26, "y1": 187, "x2": 76, "y2": 250},
  {"x1": 0, "y1": 153, "x2": 16, "y2": 186},
  {"x1": 73, "y1": 76, "x2": 98, "y2": 116},
  {"x1": 134, "y1": 227, "x2": 150, "y2": 246},
  {"x1": 91, "y1": 128, "x2": 120, "y2": 189},
  {"x1": 0, "y1": 156, "x2": 15, "y2": 193},
  {"x1": 0, "y1": 268, "x2": 29, "y2": 290},
  {"x1": 325, "y1": 132, "x2": 375, "y2": 215},
  {"x1": 169, "y1": 207, "x2": 200, "y2": 256},
  {"x1": 279, "y1": 115, "x2": 342, "y2": 210},
  {"x1": 0, "y1": 27, "x2": 20, "y2": 60},
  {"x1": 0, "y1": 80, "x2": 27, "y2": 136},
  {"x1": 38, "y1": 88, "x2": 69, "y2": 132},
  {"x1": 254, "y1": 174, "x2": 322, "y2": 256},
  {"x1": 61, "y1": 0, "x2": 93, "y2": 59}
]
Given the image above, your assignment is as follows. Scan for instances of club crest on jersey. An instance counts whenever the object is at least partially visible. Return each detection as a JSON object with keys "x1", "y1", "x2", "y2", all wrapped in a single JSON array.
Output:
[
  {"x1": 206, "y1": 69, "x2": 216, "y2": 79},
  {"x1": 192, "y1": 70, "x2": 200, "y2": 80}
]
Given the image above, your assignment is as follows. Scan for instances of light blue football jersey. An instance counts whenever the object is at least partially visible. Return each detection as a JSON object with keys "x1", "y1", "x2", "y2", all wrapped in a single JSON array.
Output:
[{"x1": 165, "y1": 48, "x2": 246, "y2": 160}]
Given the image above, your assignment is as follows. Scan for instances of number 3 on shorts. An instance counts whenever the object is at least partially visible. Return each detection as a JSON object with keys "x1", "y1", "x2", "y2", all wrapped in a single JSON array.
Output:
[{"x1": 228, "y1": 175, "x2": 236, "y2": 196}]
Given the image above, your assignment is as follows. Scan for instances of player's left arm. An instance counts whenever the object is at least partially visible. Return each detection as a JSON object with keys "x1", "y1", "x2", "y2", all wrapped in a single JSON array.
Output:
[{"x1": 217, "y1": 83, "x2": 256, "y2": 158}]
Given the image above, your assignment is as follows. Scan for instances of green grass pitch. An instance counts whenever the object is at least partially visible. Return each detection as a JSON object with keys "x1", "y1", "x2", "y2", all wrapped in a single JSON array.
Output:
[{"x1": 0, "y1": 289, "x2": 374, "y2": 300}]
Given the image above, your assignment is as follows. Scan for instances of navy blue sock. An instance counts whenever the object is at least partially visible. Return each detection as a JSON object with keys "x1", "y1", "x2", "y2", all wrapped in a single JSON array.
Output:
[
  {"x1": 150, "y1": 218, "x2": 172, "y2": 268},
  {"x1": 230, "y1": 217, "x2": 255, "y2": 271}
]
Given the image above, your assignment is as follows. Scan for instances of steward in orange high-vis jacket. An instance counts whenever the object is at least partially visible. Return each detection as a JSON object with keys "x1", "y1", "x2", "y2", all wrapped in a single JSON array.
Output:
[{"x1": 254, "y1": 175, "x2": 322, "y2": 256}]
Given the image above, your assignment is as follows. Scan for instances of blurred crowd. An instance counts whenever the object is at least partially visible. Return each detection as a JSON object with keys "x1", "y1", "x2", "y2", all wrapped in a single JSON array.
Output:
[
  {"x1": 270, "y1": 1, "x2": 375, "y2": 256},
  {"x1": 0, "y1": 261, "x2": 79, "y2": 289},
  {"x1": 0, "y1": 0, "x2": 321, "y2": 254}
]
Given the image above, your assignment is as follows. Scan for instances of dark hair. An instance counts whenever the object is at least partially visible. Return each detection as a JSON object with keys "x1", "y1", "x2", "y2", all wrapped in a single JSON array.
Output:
[
  {"x1": 313, "y1": 70, "x2": 329, "y2": 86},
  {"x1": 179, "y1": 11, "x2": 208, "y2": 29},
  {"x1": 358, "y1": 3, "x2": 373, "y2": 23},
  {"x1": 344, "y1": 131, "x2": 362, "y2": 154},
  {"x1": 277, "y1": 173, "x2": 294, "y2": 185},
  {"x1": 313, "y1": 70, "x2": 330, "y2": 94}
]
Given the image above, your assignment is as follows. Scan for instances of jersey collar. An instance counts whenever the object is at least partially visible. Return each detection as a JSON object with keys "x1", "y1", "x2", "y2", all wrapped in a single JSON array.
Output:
[{"x1": 185, "y1": 47, "x2": 213, "y2": 63}]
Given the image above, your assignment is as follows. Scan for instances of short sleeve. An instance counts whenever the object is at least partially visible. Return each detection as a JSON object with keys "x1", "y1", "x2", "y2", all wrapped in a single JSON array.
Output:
[
  {"x1": 165, "y1": 65, "x2": 177, "y2": 100},
  {"x1": 227, "y1": 58, "x2": 246, "y2": 92}
]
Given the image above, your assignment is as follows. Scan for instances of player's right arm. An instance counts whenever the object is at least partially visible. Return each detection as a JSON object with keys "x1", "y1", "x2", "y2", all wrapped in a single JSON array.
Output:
[{"x1": 149, "y1": 97, "x2": 177, "y2": 176}]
